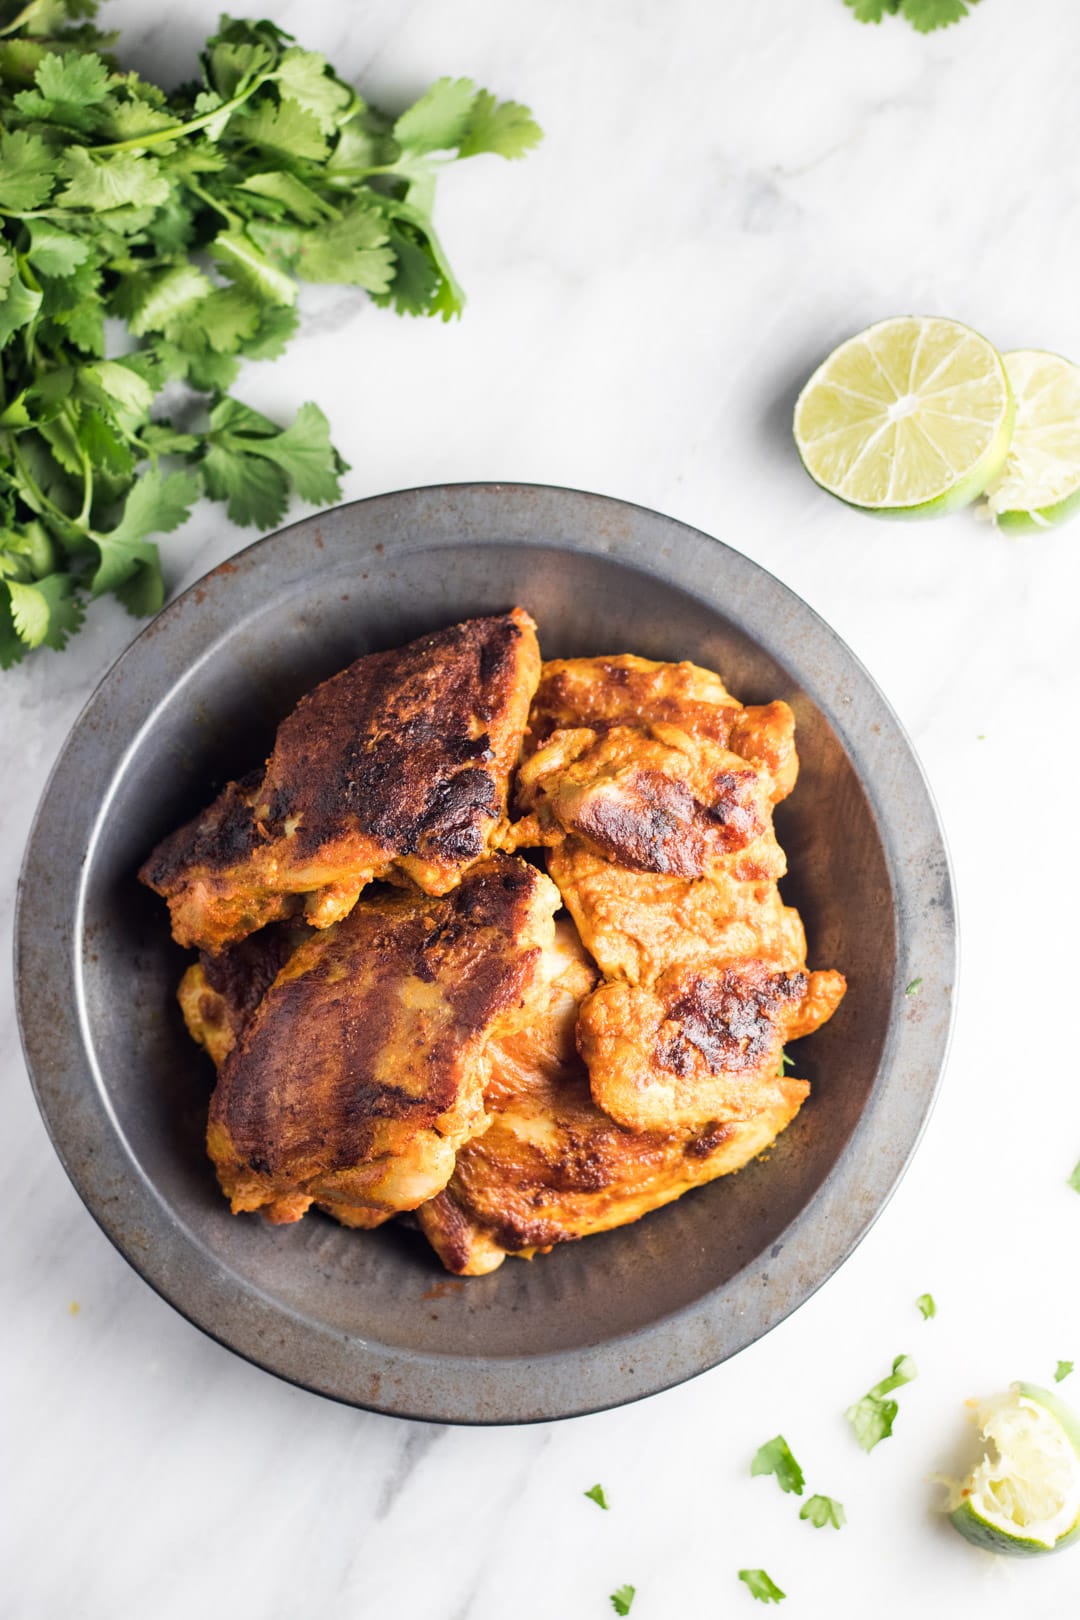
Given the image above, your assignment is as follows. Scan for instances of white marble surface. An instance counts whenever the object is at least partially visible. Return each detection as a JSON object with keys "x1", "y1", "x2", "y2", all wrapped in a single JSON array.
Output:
[{"x1": 6, "y1": 2, "x2": 1080, "y2": 1615}]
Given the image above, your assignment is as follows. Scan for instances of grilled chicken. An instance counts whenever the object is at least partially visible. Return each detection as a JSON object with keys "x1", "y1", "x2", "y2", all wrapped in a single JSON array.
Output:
[
  {"x1": 168, "y1": 636, "x2": 845, "y2": 1270},
  {"x1": 183, "y1": 856, "x2": 560, "y2": 1226},
  {"x1": 141, "y1": 609, "x2": 540, "y2": 953},
  {"x1": 577, "y1": 958, "x2": 846, "y2": 1135},
  {"x1": 416, "y1": 922, "x2": 811, "y2": 1274},
  {"x1": 508, "y1": 654, "x2": 846, "y2": 1133},
  {"x1": 544, "y1": 839, "x2": 806, "y2": 985}
]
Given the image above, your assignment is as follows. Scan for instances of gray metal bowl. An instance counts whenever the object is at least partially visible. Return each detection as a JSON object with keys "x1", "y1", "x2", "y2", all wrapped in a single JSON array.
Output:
[{"x1": 15, "y1": 484, "x2": 955, "y2": 1423}]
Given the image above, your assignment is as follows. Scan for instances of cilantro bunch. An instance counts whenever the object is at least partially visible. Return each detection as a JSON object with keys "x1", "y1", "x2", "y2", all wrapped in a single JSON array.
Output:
[
  {"x1": 844, "y1": 0, "x2": 981, "y2": 29},
  {"x1": 0, "y1": 2, "x2": 541, "y2": 668}
]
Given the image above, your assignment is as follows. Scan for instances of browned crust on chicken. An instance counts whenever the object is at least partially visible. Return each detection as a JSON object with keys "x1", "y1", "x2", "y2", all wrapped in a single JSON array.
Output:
[
  {"x1": 514, "y1": 724, "x2": 771, "y2": 877},
  {"x1": 205, "y1": 856, "x2": 559, "y2": 1225},
  {"x1": 526, "y1": 655, "x2": 742, "y2": 749},
  {"x1": 577, "y1": 960, "x2": 846, "y2": 1134},
  {"x1": 140, "y1": 609, "x2": 540, "y2": 952},
  {"x1": 416, "y1": 924, "x2": 812, "y2": 1274}
]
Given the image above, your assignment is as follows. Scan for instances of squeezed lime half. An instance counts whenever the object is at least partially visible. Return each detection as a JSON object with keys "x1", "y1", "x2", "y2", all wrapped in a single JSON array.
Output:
[{"x1": 946, "y1": 1383, "x2": 1080, "y2": 1556}]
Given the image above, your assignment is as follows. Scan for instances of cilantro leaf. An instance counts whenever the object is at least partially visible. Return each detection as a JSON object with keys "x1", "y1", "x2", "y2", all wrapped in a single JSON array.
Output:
[
  {"x1": 844, "y1": 0, "x2": 979, "y2": 27},
  {"x1": 0, "y1": 586, "x2": 28, "y2": 670},
  {"x1": 89, "y1": 467, "x2": 198, "y2": 597},
  {"x1": 296, "y1": 206, "x2": 394, "y2": 291},
  {"x1": 7, "y1": 572, "x2": 79, "y2": 648},
  {"x1": 844, "y1": 0, "x2": 901, "y2": 19},
  {"x1": 238, "y1": 303, "x2": 299, "y2": 361},
  {"x1": 905, "y1": 978, "x2": 922, "y2": 996},
  {"x1": 212, "y1": 229, "x2": 297, "y2": 307},
  {"x1": 25, "y1": 222, "x2": 90, "y2": 278},
  {"x1": 0, "y1": 249, "x2": 43, "y2": 346},
  {"x1": 1055, "y1": 1361, "x2": 1074, "y2": 1384},
  {"x1": 199, "y1": 397, "x2": 346, "y2": 521},
  {"x1": 916, "y1": 1293, "x2": 936, "y2": 1320},
  {"x1": 239, "y1": 96, "x2": 328, "y2": 162},
  {"x1": 276, "y1": 47, "x2": 352, "y2": 133},
  {"x1": 25, "y1": 47, "x2": 110, "y2": 106},
  {"x1": 901, "y1": 0, "x2": 978, "y2": 29},
  {"x1": 750, "y1": 1435, "x2": 805, "y2": 1496},
  {"x1": 200, "y1": 442, "x2": 288, "y2": 529},
  {"x1": 846, "y1": 1355, "x2": 918, "y2": 1452},
  {"x1": 76, "y1": 408, "x2": 135, "y2": 480},
  {"x1": 193, "y1": 286, "x2": 261, "y2": 354},
  {"x1": 0, "y1": 129, "x2": 57, "y2": 210},
  {"x1": 738, "y1": 1569, "x2": 785, "y2": 1605},
  {"x1": 122, "y1": 264, "x2": 215, "y2": 337},
  {"x1": 584, "y1": 1484, "x2": 609, "y2": 1510},
  {"x1": 371, "y1": 219, "x2": 442, "y2": 317},
  {"x1": 76, "y1": 360, "x2": 155, "y2": 423},
  {"x1": 238, "y1": 169, "x2": 335, "y2": 225},
  {"x1": 459, "y1": 91, "x2": 543, "y2": 160},
  {"x1": 57, "y1": 148, "x2": 170, "y2": 211},
  {"x1": 799, "y1": 1494, "x2": 846, "y2": 1530},
  {"x1": 394, "y1": 77, "x2": 478, "y2": 155},
  {"x1": 206, "y1": 39, "x2": 276, "y2": 101},
  {"x1": 1069, "y1": 1160, "x2": 1080, "y2": 1194},
  {"x1": 610, "y1": 1586, "x2": 635, "y2": 1616}
]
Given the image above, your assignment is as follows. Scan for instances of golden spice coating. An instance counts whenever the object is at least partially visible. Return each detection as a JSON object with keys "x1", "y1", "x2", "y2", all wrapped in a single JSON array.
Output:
[
  {"x1": 203, "y1": 856, "x2": 559, "y2": 1226},
  {"x1": 546, "y1": 839, "x2": 804, "y2": 985},
  {"x1": 178, "y1": 923, "x2": 308, "y2": 1070},
  {"x1": 509, "y1": 653, "x2": 846, "y2": 1136},
  {"x1": 577, "y1": 959, "x2": 847, "y2": 1135},
  {"x1": 416, "y1": 924, "x2": 811, "y2": 1274},
  {"x1": 527, "y1": 655, "x2": 740, "y2": 748},
  {"x1": 141, "y1": 609, "x2": 540, "y2": 953},
  {"x1": 513, "y1": 724, "x2": 774, "y2": 878}
]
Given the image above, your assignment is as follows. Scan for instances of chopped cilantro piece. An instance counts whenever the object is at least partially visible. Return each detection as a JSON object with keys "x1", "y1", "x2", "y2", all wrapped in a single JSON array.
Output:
[
  {"x1": 799, "y1": 1494, "x2": 846, "y2": 1530},
  {"x1": 610, "y1": 1585, "x2": 635, "y2": 1615},
  {"x1": 584, "y1": 1484, "x2": 609, "y2": 1510},
  {"x1": 905, "y1": 978, "x2": 923, "y2": 996},
  {"x1": 1055, "y1": 1362, "x2": 1074, "y2": 1384},
  {"x1": 846, "y1": 1355, "x2": 918, "y2": 1452},
  {"x1": 916, "y1": 1293, "x2": 936, "y2": 1320},
  {"x1": 750, "y1": 1435, "x2": 805, "y2": 1496},
  {"x1": 1069, "y1": 1160, "x2": 1080, "y2": 1194},
  {"x1": 738, "y1": 1569, "x2": 785, "y2": 1604}
]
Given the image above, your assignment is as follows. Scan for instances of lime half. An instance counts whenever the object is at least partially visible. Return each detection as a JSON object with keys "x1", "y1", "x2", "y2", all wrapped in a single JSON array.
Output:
[
  {"x1": 984, "y1": 350, "x2": 1080, "y2": 531},
  {"x1": 794, "y1": 316, "x2": 1014, "y2": 518},
  {"x1": 946, "y1": 1383, "x2": 1080, "y2": 1556}
]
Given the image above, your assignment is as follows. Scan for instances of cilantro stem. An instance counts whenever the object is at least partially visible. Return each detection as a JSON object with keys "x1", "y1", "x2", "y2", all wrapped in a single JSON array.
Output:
[
  {"x1": 0, "y1": 0, "x2": 46, "y2": 38},
  {"x1": 92, "y1": 75, "x2": 275, "y2": 156},
  {"x1": 9, "y1": 434, "x2": 78, "y2": 532},
  {"x1": 184, "y1": 179, "x2": 238, "y2": 226},
  {"x1": 374, "y1": 194, "x2": 465, "y2": 311},
  {"x1": 68, "y1": 412, "x2": 94, "y2": 529}
]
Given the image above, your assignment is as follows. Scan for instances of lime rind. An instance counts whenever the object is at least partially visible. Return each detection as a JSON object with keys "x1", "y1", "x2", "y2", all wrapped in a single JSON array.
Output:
[
  {"x1": 985, "y1": 350, "x2": 1080, "y2": 531},
  {"x1": 794, "y1": 316, "x2": 1014, "y2": 519},
  {"x1": 947, "y1": 1383, "x2": 1080, "y2": 1557}
]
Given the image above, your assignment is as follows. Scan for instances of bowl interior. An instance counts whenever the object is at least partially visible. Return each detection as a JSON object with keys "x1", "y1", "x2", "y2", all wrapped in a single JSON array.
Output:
[{"x1": 77, "y1": 537, "x2": 893, "y2": 1361}]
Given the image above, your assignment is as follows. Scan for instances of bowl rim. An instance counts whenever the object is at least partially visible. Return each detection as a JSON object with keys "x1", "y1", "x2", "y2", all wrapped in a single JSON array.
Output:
[{"x1": 15, "y1": 481, "x2": 957, "y2": 1424}]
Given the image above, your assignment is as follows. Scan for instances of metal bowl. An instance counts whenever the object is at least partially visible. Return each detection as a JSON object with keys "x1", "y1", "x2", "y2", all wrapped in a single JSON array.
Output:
[{"x1": 16, "y1": 484, "x2": 955, "y2": 1423}]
